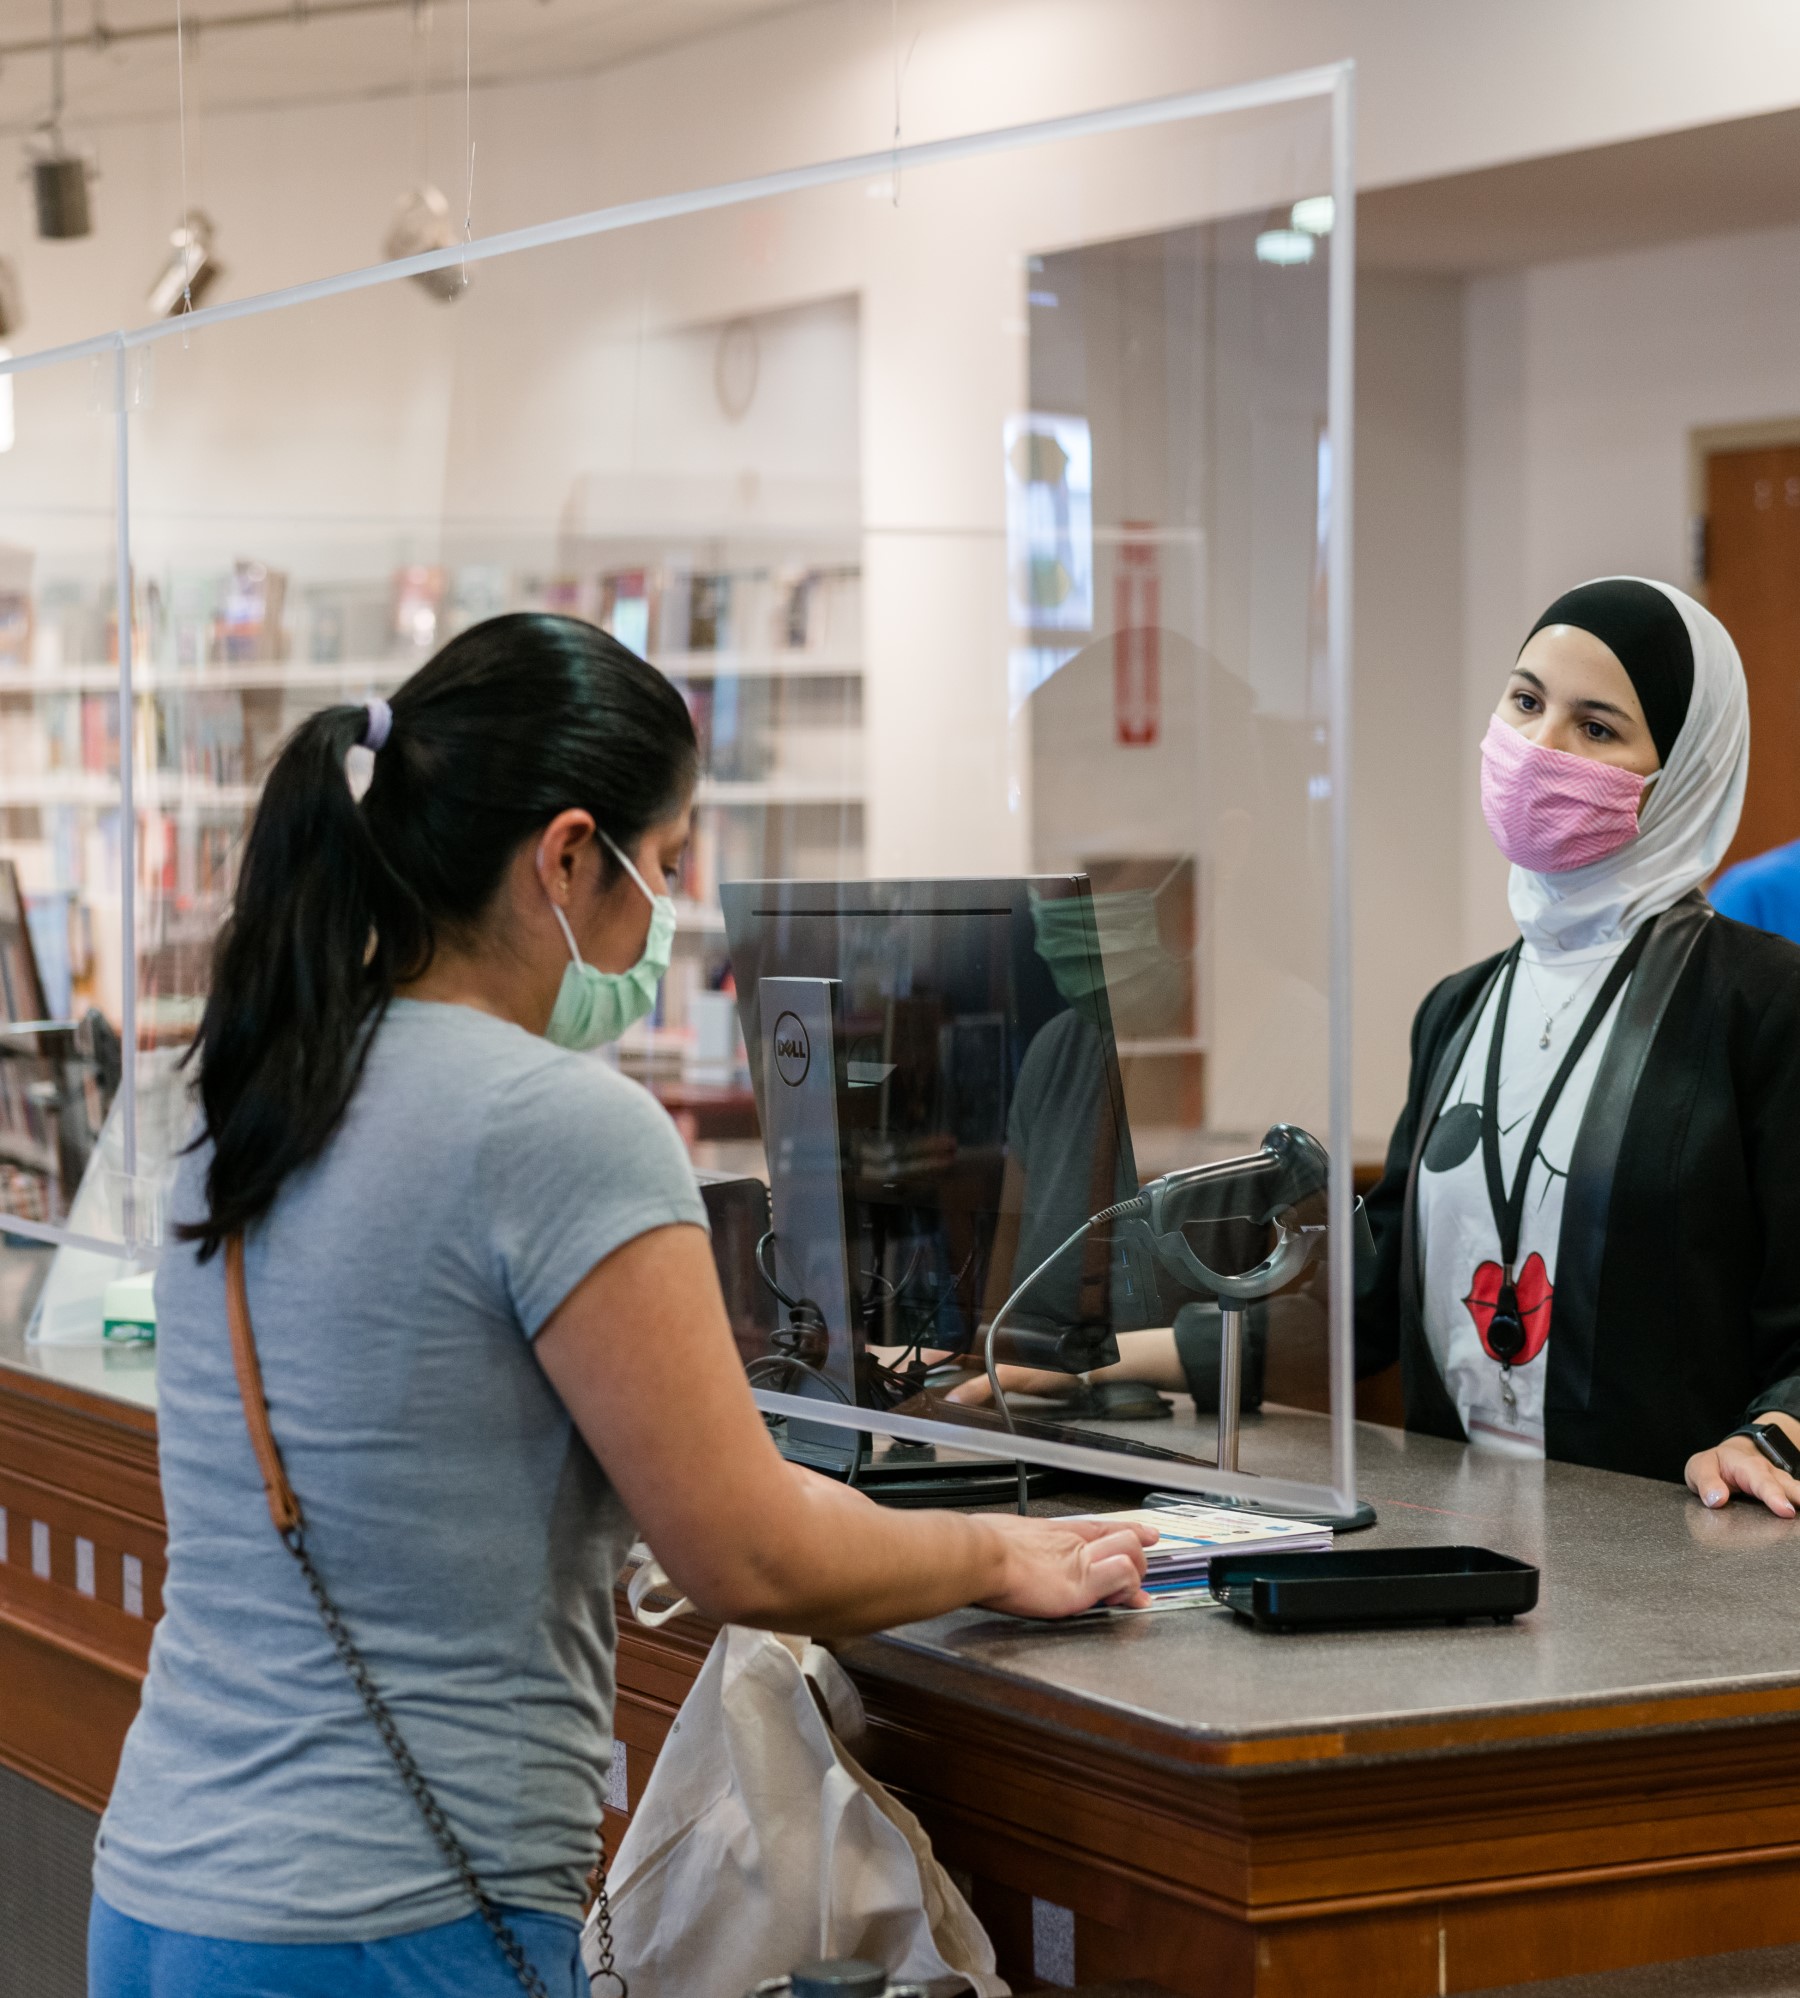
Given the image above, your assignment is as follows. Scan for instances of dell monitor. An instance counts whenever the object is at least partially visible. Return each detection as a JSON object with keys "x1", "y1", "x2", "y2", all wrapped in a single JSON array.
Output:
[{"x1": 722, "y1": 874, "x2": 1164, "y2": 1491}]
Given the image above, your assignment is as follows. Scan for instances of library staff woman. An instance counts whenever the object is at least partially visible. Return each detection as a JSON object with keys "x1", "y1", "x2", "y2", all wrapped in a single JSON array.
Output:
[
  {"x1": 1358, "y1": 578, "x2": 1800, "y2": 1513},
  {"x1": 86, "y1": 615, "x2": 1153, "y2": 1998}
]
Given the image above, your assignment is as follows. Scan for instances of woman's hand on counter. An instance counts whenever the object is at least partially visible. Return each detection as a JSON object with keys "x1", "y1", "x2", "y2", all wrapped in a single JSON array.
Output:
[
  {"x1": 533, "y1": 1222, "x2": 1156, "y2": 1635},
  {"x1": 1686, "y1": 1413, "x2": 1800, "y2": 1518},
  {"x1": 973, "y1": 1514, "x2": 1157, "y2": 1617}
]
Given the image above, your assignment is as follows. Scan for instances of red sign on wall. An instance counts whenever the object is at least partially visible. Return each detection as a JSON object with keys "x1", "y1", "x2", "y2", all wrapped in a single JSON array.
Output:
[{"x1": 1113, "y1": 524, "x2": 1160, "y2": 746}]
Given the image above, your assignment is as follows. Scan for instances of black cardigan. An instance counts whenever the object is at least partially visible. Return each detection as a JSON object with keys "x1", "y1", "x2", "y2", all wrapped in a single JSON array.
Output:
[{"x1": 1356, "y1": 894, "x2": 1800, "y2": 1484}]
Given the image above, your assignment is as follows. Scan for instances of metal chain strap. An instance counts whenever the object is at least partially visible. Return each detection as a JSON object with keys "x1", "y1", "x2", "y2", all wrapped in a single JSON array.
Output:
[
  {"x1": 281, "y1": 1521, "x2": 628, "y2": 1998},
  {"x1": 586, "y1": 1858, "x2": 623, "y2": 1995}
]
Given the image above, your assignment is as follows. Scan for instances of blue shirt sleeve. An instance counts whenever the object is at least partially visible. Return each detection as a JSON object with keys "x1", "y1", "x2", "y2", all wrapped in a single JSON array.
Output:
[
  {"x1": 1709, "y1": 866, "x2": 1762, "y2": 924},
  {"x1": 1711, "y1": 841, "x2": 1800, "y2": 944}
]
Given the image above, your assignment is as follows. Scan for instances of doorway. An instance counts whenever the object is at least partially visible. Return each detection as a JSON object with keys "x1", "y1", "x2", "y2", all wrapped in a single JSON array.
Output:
[{"x1": 1700, "y1": 430, "x2": 1800, "y2": 872}]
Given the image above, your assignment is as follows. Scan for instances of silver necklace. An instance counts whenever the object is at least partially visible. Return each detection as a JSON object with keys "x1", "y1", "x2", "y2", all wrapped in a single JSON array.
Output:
[{"x1": 1517, "y1": 951, "x2": 1609, "y2": 1051}]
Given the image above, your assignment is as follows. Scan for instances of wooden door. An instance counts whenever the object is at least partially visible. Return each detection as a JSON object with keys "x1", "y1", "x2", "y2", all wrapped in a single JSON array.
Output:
[{"x1": 1706, "y1": 443, "x2": 1800, "y2": 871}]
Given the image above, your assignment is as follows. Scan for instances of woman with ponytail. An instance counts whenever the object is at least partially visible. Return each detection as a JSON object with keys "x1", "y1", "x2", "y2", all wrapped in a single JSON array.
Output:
[{"x1": 87, "y1": 614, "x2": 1153, "y2": 1998}]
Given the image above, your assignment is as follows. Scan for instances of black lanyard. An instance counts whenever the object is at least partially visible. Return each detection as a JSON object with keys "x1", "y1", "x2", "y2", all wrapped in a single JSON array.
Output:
[{"x1": 1478, "y1": 925, "x2": 1650, "y2": 1365}]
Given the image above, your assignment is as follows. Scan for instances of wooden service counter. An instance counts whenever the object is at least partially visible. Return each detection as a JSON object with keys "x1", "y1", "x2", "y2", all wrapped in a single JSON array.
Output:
[
  {"x1": 0, "y1": 1333, "x2": 159, "y2": 1813},
  {"x1": 622, "y1": 1415, "x2": 1800, "y2": 1997},
  {"x1": 8, "y1": 1324, "x2": 1800, "y2": 1996}
]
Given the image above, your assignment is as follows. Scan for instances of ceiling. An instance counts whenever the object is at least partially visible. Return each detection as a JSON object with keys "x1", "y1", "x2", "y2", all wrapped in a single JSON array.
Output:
[
  {"x1": 0, "y1": 2, "x2": 1796, "y2": 272},
  {"x1": 1360, "y1": 103, "x2": 1800, "y2": 272},
  {"x1": 0, "y1": 0, "x2": 812, "y2": 134}
]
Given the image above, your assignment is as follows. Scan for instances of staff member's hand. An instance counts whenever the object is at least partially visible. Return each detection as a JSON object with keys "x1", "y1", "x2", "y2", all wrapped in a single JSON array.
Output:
[{"x1": 1686, "y1": 1413, "x2": 1800, "y2": 1517}]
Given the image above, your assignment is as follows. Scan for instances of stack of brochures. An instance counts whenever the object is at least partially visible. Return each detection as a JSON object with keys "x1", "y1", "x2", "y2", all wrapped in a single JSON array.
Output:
[{"x1": 1078, "y1": 1495, "x2": 1334, "y2": 1608}]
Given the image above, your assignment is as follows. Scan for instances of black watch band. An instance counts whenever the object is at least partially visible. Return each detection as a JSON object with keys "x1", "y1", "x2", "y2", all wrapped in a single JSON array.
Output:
[{"x1": 1731, "y1": 1422, "x2": 1800, "y2": 1478}]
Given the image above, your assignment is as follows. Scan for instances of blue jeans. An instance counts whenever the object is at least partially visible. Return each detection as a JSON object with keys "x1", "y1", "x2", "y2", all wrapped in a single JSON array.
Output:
[{"x1": 88, "y1": 1892, "x2": 585, "y2": 1997}]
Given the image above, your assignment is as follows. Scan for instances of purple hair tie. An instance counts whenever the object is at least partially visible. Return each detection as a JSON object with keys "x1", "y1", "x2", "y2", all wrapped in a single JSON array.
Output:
[{"x1": 361, "y1": 697, "x2": 393, "y2": 752}]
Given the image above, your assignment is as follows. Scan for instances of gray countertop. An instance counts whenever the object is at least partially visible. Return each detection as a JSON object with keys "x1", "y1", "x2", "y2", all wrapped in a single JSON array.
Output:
[
  {"x1": 843, "y1": 1401, "x2": 1800, "y2": 1765},
  {"x1": 9, "y1": 1248, "x2": 1795, "y2": 1769}
]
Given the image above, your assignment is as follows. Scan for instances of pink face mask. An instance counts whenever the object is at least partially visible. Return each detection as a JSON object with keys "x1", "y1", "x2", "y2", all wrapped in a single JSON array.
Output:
[{"x1": 1479, "y1": 714, "x2": 1647, "y2": 874}]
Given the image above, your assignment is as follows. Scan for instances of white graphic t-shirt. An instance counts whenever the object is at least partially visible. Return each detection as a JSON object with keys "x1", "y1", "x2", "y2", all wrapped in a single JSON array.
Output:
[{"x1": 1417, "y1": 939, "x2": 1632, "y2": 1457}]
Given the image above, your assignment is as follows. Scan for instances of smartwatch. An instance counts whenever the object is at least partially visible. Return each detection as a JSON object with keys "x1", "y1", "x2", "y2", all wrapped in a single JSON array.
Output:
[{"x1": 1732, "y1": 1422, "x2": 1800, "y2": 1477}]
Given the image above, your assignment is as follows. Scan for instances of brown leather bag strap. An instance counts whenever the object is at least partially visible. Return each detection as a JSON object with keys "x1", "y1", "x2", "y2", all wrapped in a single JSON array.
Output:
[
  {"x1": 224, "y1": 1235, "x2": 303, "y2": 1538},
  {"x1": 219, "y1": 1242, "x2": 579, "y2": 1996}
]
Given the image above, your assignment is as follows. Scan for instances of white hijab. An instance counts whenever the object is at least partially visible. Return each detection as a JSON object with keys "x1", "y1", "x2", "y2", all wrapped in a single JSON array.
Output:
[{"x1": 1507, "y1": 577, "x2": 1749, "y2": 952}]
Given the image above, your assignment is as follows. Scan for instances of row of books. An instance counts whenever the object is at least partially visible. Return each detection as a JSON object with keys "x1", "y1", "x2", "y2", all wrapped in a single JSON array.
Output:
[
  {"x1": 0, "y1": 556, "x2": 864, "y2": 673},
  {"x1": 0, "y1": 695, "x2": 120, "y2": 778},
  {"x1": 675, "y1": 673, "x2": 862, "y2": 784},
  {"x1": 0, "y1": 690, "x2": 250, "y2": 784},
  {"x1": 675, "y1": 800, "x2": 865, "y2": 910},
  {"x1": 0, "y1": 687, "x2": 864, "y2": 800},
  {"x1": 138, "y1": 814, "x2": 239, "y2": 908},
  {"x1": 590, "y1": 561, "x2": 860, "y2": 659}
]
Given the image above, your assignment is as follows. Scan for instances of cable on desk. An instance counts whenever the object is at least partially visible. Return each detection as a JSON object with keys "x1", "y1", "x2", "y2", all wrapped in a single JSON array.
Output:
[{"x1": 980, "y1": 1192, "x2": 1148, "y2": 1513}]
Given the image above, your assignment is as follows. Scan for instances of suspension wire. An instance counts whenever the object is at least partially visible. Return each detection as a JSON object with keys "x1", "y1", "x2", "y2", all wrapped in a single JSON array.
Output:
[
  {"x1": 889, "y1": 0, "x2": 917, "y2": 207},
  {"x1": 49, "y1": 0, "x2": 66, "y2": 137},
  {"x1": 460, "y1": 0, "x2": 473, "y2": 285},
  {"x1": 410, "y1": 0, "x2": 430, "y2": 190},
  {"x1": 175, "y1": 0, "x2": 194, "y2": 314}
]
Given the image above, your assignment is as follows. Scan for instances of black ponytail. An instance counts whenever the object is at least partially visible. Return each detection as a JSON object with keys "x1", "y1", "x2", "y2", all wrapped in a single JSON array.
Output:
[{"x1": 181, "y1": 612, "x2": 698, "y2": 1258}]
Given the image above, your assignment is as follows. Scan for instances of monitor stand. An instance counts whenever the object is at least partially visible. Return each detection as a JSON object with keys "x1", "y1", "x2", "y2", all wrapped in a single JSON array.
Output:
[{"x1": 779, "y1": 1425, "x2": 1059, "y2": 1508}]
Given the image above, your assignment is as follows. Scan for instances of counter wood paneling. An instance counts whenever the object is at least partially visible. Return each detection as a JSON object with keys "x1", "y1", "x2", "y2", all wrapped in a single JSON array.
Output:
[{"x1": 0, "y1": 1364, "x2": 163, "y2": 1811}]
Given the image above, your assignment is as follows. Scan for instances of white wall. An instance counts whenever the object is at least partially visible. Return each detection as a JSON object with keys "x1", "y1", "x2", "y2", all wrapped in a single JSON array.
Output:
[
  {"x1": 1460, "y1": 220, "x2": 1800, "y2": 964},
  {"x1": 1354, "y1": 271, "x2": 1465, "y2": 1147}
]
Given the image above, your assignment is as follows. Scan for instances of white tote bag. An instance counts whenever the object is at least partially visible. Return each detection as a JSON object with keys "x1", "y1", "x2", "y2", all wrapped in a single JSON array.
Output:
[{"x1": 585, "y1": 1618, "x2": 1009, "y2": 1997}]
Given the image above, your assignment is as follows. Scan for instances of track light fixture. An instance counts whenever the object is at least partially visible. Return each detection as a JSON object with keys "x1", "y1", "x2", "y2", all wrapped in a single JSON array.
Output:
[
  {"x1": 147, "y1": 212, "x2": 220, "y2": 318},
  {"x1": 31, "y1": 150, "x2": 91, "y2": 239},
  {"x1": 28, "y1": 0, "x2": 93, "y2": 240},
  {"x1": 0, "y1": 259, "x2": 25, "y2": 341},
  {"x1": 383, "y1": 185, "x2": 467, "y2": 302}
]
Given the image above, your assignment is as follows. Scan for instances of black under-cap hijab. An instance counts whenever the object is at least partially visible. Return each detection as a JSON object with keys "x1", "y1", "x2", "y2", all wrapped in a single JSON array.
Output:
[{"x1": 1523, "y1": 579, "x2": 1694, "y2": 768}]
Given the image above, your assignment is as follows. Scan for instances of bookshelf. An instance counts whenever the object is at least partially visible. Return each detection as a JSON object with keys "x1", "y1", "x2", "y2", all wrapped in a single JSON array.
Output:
[
  {"x1": 603, "y1": 540, "x2": 865, "y2": 1091},
  {"x1": 0, "y1": 536, "x2": 866, "y2": 1121}
]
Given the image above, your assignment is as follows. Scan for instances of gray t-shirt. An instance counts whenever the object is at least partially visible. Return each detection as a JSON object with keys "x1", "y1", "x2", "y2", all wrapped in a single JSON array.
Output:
[{"x1": 94, "y1": 1000, "x2": 707, "y2": 1943}]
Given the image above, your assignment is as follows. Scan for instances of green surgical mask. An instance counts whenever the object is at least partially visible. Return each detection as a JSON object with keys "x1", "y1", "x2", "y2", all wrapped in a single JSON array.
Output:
[
  {"x1": 1029, "y1": 880, "x2": 1185, "y2": 1026},
  {"x1": 544, "y1": 834, "x2": 677, "y2": 1050}
]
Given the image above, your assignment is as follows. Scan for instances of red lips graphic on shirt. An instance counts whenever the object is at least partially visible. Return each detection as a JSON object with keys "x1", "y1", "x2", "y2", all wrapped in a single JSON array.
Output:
[{"x1": 1463, "y1": 1252, "x2": 1553, "y2": 1366}]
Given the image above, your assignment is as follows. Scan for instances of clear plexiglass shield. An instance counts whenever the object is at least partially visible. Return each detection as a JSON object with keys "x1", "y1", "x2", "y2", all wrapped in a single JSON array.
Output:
[{"x1": 0, "y1": 64, "x2": 1359, "y2": 1513}]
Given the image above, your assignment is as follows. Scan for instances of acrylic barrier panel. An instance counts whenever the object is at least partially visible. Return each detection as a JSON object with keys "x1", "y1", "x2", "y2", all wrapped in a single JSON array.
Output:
[
  {"x1": 110, "y1": 76, "x2": 1352, "y2": 1504},
  {"x1": 700, "y1": 91, "x2": 1352, "y2": 1510},
  {"x1": 1013, "y1": 190, "x2": 1346, "y2": 1448},
  {"x1": 0, "y1": 346, "x2": 135, "y2": 1264},
  {"x1": 125, "y1": 276, "x2": 862, "y2": 1179}
]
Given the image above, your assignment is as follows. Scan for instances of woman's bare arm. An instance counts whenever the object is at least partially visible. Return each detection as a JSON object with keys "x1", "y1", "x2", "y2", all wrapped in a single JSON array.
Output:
[
  {"x1": 533, "y1": 1223, "x2": 1153, "y2": 1635},
  {"x1": 946, "y1": 1326, "x2": 1186, "y2": 1404}
]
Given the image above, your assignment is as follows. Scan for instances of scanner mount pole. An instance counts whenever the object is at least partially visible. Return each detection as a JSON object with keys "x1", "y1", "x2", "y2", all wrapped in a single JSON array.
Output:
[{"x1": 1216, "y1": 1304, "x2": 1244, "y2": 1472}]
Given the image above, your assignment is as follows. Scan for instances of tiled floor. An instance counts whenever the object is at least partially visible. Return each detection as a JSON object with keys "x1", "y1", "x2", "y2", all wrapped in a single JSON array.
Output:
[{"x1": 0, "y1": 1760, "x2": 97, "y2": 1998}]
